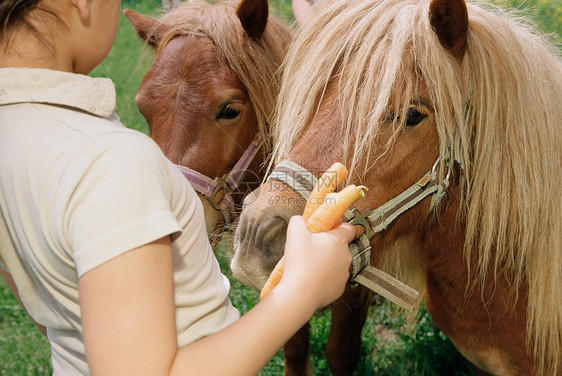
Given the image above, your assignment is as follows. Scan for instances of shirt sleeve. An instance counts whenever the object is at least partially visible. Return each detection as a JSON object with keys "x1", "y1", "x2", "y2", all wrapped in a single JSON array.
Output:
[{"x1": 60, "y1": 132, "x2": 182, "y2": 277}]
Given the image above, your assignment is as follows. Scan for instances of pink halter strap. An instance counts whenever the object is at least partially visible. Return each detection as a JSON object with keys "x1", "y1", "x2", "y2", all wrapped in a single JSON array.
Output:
[{"x1": 174, "y1": 132, "x2": 264, "y2": 224}]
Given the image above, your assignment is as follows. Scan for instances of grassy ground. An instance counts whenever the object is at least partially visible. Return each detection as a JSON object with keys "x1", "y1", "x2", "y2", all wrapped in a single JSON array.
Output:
[{"x1": 0, "y1": 0, "x2": 559, "y2": 375}]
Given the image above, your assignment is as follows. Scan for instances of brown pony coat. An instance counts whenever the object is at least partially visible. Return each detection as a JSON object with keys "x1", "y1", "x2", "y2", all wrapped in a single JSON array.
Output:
[{"x1": 240, "y1": 0, "x2": 560, "y2": 373}]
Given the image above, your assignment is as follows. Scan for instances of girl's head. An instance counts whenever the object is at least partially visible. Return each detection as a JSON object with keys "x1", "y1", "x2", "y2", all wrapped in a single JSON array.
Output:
[{"x1": 0, "y1": 0, "x2": 122, "y2": 74}]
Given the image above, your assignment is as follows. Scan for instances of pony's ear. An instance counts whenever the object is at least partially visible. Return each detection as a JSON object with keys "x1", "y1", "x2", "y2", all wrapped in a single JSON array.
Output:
[
  {"x1": 236, "y1": 0, "x2": 269, "y2": 40},
  {"x1": 123, "y1": 8, "x2": 167, "y2": 48},
  {"x1": 429, "y1": 0, "x2": 468, "y2": 61}
]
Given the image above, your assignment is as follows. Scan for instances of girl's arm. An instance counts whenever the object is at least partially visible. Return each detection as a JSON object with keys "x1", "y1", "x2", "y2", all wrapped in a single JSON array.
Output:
[{"x1": 79, "y1": 216, "x2": 354, "y2": 376}]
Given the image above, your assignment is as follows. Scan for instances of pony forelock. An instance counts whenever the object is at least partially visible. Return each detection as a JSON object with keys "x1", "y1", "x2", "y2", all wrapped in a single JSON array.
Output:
[{"x1": 271, "y1": 0, "x2": 562, "y2": 373}]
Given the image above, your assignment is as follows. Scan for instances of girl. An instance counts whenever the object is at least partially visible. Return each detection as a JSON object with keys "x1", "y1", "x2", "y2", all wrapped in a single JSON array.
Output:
[{"x1": 0, "y1": 0, "x2": 355, "y2": 375}]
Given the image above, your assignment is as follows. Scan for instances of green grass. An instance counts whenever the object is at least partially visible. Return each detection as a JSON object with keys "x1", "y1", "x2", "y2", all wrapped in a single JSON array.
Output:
[
  {"x1": 0, "y1": 283, "x2": 52, "y2": 376},
  {"x1": 1, "y1": 0, "x2": 560, "y2": 374}
]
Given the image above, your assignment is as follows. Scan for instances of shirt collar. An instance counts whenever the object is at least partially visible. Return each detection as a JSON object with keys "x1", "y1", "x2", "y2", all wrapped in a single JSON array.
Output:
[{"x1": 0, "y1": 67, "x2": 116, "y2": 118}]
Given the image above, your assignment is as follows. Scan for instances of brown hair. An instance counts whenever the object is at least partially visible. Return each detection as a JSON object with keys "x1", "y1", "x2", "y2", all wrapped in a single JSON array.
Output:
[
  {"x1": 0, "y1": 0, "x2": 64, "y2": 52},
  {"x1": 0, "y1": 0, "x2": 41, "y2": 36}
]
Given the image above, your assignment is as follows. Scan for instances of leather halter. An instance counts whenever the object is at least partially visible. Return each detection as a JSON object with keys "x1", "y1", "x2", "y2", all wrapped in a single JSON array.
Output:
[
  {"x1": 175, "y1": 133, "x2": 264, "y2": 224},
  {"x1": 266, "y1": 158, "x2": 453, "y2": 311}
]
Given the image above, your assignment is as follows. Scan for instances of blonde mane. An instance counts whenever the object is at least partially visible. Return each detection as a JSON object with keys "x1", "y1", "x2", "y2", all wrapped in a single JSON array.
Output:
[
  {"x1": 271, "y1": 0, "x2": 562, "y2": 373},
  {"x1": 156, "y1": 0, "x2": 293, "y2": 145}
]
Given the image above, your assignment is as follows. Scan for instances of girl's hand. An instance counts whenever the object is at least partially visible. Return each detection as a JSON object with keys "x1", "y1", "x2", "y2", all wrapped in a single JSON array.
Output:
[{"x1": 277, "y1": 215, "x2": 355, "y2": 310}]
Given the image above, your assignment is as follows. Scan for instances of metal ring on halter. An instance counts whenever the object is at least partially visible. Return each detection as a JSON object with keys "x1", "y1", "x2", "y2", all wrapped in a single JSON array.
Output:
[
  {"x1": 431, "y1": 154, "x2": 452, "y2": 181},
  {"x1": 205, "y1": 175, "x2": 231, "y2": 211},
  {"x1": 428, "y1": 155, "x2": 452, "y2": 213},
  {"x1": 348, "y1": 208, "x2": 376, "y2": 239},
  {"x1": 431, "y1": 156, "x2": 441, "y2": 174}
]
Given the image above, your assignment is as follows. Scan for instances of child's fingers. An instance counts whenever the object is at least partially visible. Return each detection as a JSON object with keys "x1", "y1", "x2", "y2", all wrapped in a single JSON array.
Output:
[
  {"x1": 286, "y1": 215, "x2": 307, "y2": 234},
  {"x1": 326, "y1": 221, "x2": 356, "y2": 245},
  {"x1": 289, "y1": 216, "x2": 355, "y2": 242},
  {"x1": 287, "y1": 215, "x2": 311, "y2": 240}
]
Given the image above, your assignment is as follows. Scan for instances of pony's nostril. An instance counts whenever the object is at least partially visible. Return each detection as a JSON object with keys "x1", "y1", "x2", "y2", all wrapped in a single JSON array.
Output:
[{"x1": 258, "y1": 216, "x2": 288, "y2": 268}]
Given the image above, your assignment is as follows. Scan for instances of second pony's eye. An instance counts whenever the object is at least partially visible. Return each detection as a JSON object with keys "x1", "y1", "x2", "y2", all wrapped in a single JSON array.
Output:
[
  {"x1": 218, "y1": 102, "x2": 243, "y2": 120},
  {"x1": 405, "y1": 107, "x2": 426, "y2": 127}
]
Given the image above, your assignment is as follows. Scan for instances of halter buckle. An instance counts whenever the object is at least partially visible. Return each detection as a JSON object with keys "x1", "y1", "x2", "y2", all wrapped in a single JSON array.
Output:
[
  {"x1": 206, "y1": 175, "x2": 232, "y2": 211},
  {"x1": 347, "y1": 208, "x2": 376, "y2": 239}
]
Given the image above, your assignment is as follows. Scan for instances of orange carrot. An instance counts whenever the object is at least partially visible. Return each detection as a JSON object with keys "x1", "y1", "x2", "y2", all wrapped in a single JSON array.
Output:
[
  {"x1": 259, "y1": 183, "x2": 366, "y2": 300},
  {"x1": 259, "y1": 258, "x2": 284, "y2": 300},
  {"x1": 305, "y1": 185, "x2": 366, "y2": 233},
  {"x1": 302, "y1": 162, "x2": 348, "y2": 221}
]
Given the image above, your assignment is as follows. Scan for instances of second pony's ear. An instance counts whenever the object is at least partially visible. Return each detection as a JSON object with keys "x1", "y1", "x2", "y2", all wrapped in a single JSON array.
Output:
[
  {"x1": 123, "y1": 8, "x2": 167, "y2": 48},
  {"x1": 236, "y1": 0, "x2": 269, "y2": 40},
  {"x1": 429, "y1": 0, "x2": 468, "y2": 61}
]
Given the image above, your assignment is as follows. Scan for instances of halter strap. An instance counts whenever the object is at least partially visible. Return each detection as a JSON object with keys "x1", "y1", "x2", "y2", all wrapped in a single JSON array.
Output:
[
  {"x1": 175, "y1": 132, "x2": 264, "y2": 224},
  {"x1": 267, "y1": 158, "x2": 452, "y2": 311},
  {"x1": 267, "y1": 160, "x2": 318, "y2": 199},
  {"x1": 344, "y1": 156, "x2": 451, "y2": 234}
]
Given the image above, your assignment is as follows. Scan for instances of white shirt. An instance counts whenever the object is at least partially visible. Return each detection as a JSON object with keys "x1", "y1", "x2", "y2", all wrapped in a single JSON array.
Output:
[{"x1": 0, "y1": 68, "x2": 239, "y2": 375}]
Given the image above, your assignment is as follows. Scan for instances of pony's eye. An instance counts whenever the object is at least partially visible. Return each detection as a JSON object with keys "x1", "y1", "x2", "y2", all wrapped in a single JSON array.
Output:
[
  {"x1": 405, "y1": 107, "x2": 426, "y2": 127},
  {"x1": 387, "y1": 106, "x2": 427, "y2": 127},
  {"x1": 218, "y1": 102, "x2": 242, "y2": 120}
]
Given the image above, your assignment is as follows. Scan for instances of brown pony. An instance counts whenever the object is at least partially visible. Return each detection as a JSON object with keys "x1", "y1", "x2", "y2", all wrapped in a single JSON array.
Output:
[
  {"x1": 232, "y1": 0, "x2": 562, "y2": 375},
  {"x1": 124, "y1": 0, "x2": 291, "y2": 237},
  {"x1": 125, "y1": 2, "x2": 345, "y2": 375}
]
